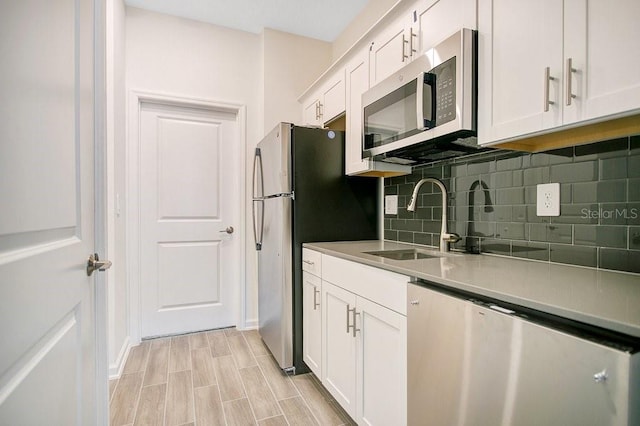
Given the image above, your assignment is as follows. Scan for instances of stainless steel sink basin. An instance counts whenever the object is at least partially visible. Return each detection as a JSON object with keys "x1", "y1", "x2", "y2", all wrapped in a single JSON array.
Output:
[{"x1": 364, "y1": 249, "x2": 442, "y2": 261}]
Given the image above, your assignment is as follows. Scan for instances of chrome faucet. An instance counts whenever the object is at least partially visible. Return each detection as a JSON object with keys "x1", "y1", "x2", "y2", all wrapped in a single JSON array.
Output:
[{"x1": 407, "y1": 177, "x2": 461, "y2": 252}]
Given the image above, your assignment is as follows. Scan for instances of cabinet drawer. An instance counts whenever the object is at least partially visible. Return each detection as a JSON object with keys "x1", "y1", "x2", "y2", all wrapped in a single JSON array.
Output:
[
  {"x1": 302, "y1": 248, "x2": 322, "y2": 276},
  {"x1": 322, "y1": 254, "x2": 408, "y2": 315}
]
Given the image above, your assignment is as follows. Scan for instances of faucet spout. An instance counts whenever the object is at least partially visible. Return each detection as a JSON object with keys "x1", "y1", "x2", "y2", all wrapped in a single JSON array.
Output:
[{"x1": 407, "y1": 177, "x2": 460, "y2": 252}]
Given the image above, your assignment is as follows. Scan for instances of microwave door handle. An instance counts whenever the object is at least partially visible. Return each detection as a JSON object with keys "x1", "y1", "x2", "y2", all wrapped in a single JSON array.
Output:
[{"x1": 416, "y1": 72, "x2": 437, "y2": 131}]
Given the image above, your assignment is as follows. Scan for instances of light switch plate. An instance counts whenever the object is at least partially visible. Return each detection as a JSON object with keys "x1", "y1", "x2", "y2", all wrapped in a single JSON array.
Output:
[
  {"x1": 385, "y1": 195, "x2": 398, "y2": 215},
  {"x1": 536, "y1": 183, "x2": 560, "y2": 216}
]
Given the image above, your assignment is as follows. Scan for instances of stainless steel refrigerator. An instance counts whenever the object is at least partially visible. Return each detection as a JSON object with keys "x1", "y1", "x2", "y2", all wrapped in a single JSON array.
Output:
[{"x1": 252, "y1": 123, "x2": 379, "y2": 374}]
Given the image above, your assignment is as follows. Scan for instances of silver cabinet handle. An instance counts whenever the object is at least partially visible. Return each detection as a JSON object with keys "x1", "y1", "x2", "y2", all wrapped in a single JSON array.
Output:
[
  {"x1": 352, "y1": 309, "x2": 360, "y2": 337},
  {"x1": 402, "y1": 33, "x2": 409, "y2": 62},
  {"x1": 409, "y1": 27, "x2": 417, "y2": 56},
  {"x1": 315, "y1": 101, "x2": 320, "y2": 120},
  {"x1": 220, "y1": 226, "x2": 234, "y2": 234},
  {"x1": 302, "y1": 260, "x2": 314, "y2": 265},
  {"x1": 544, "y1": 67, "x2": 555, "y2": 112},
  {"x1": 318, "y1": 102, "x2": 323, "y2": 120},
  {"x1": 347, "y1": 305, "x2": 360, "y2": 337},
  {"x1": 593, "y1": 369, "x2": 608, "y2": 383},
  {"x1": 313, "y1": 288, "x2": 320, "y2": 310},
  {"x1": 566, "y1": 57, "x2": 577, "y2": 106},
  {"x1": 87, "y1": 253, "x2": 112, "y2": 276}
]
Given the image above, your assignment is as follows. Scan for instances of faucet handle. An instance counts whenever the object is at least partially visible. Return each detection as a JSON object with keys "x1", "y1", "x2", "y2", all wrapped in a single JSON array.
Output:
[{"x1": 443, "y1": 233, "x2": 461, "y2": 243}]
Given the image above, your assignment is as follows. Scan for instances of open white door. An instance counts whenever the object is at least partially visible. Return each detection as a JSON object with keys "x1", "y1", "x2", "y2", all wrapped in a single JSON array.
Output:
[{"x1": 0, "y1": 0, "x2": 105, "y2": 424}]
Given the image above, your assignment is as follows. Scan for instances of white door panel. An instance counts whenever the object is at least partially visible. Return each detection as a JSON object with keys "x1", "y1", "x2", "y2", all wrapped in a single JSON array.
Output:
[
  {"x1": 0, "y1": 0, "x2": 102, "y2": 423},
  {"x1": 140, "y1": 103, "x2": 240, "y2": 337}
]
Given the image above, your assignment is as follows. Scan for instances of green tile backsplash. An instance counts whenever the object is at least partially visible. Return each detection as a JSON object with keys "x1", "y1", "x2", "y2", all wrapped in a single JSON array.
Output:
[{"x1": 383, "y1": 134, "x2": 640, "y2": 274}]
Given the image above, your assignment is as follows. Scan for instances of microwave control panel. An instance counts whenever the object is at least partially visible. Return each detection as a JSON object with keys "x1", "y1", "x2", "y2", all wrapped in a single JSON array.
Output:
[{"x1": 431, "y1": 57, "x2": 456, "y2": 126}]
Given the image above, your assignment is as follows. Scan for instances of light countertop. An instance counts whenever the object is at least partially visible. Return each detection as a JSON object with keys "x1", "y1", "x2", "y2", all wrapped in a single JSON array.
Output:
[{"x1": 304, "y1": 240, "x2": 640, "y2": 339}]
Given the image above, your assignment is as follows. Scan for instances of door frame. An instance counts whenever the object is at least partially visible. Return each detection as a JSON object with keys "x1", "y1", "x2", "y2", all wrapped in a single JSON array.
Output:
[{"x1": 126, "y1": 91, "x2": 247, "y2": 345}]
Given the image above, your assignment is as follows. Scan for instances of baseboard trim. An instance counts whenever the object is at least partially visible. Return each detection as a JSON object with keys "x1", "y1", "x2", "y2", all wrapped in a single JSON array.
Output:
[{"x1": 109, "y1": 336, "x2": 131, "y2": 379}]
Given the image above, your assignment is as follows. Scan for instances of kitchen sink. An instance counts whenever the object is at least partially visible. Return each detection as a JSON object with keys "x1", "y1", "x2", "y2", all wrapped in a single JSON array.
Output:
[{"x1": 364, "y1": 249, "x2": 442, "y2": 261}]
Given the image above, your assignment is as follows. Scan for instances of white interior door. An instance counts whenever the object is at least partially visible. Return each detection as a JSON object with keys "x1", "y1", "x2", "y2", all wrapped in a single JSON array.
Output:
[
  {"x1": 140, "y1": 102, "x2": 240, "y2": 338},
  {"x1": 0, "y1": 0, "x2": 103, "y2": 423}
]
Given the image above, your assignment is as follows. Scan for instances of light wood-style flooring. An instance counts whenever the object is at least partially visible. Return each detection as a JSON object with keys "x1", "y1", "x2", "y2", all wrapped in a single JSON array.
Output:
[{"x1": 109, "y1": 328, "x2": 354, "y2": 426}]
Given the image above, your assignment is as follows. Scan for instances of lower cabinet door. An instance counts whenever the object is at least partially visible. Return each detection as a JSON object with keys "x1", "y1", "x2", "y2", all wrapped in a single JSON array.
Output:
[
  {"x1": 322, "y1": 281, "x2": 357, "y2": 417},
  {"x1": 302, "y1": 272, "x2": 322, "y2": 376},
  {"x1": 356, "y1": 297, "x2": 407, "y2": 425}
]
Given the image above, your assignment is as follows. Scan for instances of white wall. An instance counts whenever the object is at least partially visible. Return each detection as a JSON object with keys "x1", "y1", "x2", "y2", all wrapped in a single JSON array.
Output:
[
  {"x1": 106, "y1": 0, "x2": 128, "y2": 378},
  {"x1": 261, "y1": 28, "x2": 332, "y2": 133}
]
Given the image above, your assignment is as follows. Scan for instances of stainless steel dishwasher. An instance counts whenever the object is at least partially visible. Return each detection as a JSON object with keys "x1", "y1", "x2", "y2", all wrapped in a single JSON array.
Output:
[{"x1": 408, "y1": 281, "x2": 640, "y2": 426}]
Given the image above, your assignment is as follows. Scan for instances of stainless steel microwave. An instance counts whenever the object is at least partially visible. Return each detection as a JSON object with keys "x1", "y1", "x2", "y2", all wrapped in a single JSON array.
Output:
[{"x1": 362, "y1": 28, "x2": 481, "y2": 165}]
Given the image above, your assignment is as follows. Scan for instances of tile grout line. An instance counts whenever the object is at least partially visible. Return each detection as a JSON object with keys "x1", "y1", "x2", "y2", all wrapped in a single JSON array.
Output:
[
  {"x1": 130, "y1": 343, "x2": 152, "y2": 426},
  {"x1": 230, "y1": 331, "x2": 261, "y2": 424},
  {"x1": 249, "y1": 333, "x2": 293, "y2": 426},
  {"x1": 206, "y1": 330, "x2": 229, "y2": 426},
  {"x1": 188, "y1": 336, "x2": 198, "y2": 426},
  {"x1": 288, "y1": 377, "x2": 322, "y2": 426}
]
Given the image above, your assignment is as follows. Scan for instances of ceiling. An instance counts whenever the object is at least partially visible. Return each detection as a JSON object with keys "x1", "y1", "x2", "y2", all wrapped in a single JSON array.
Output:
[{"x1": 124, "y1": 0, "x2": 370, "y2": 42}]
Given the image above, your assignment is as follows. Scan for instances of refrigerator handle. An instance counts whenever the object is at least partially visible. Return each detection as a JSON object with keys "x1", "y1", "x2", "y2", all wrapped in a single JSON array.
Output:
[
  {"x1": 252, "y1": 199, "x2": 264, "y2": 251},
  {"x1": 252, "y1": 147, "x2": 264, "y2": 199}
]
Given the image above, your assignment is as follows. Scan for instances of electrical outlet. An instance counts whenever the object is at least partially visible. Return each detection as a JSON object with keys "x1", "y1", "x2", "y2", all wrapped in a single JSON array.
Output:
[
  {"x1": 536, "y1": 183, "x2": 560, "y2": 216},
  {"x1": 385, "y1": 195, "x2": 398, "y2": 215}
]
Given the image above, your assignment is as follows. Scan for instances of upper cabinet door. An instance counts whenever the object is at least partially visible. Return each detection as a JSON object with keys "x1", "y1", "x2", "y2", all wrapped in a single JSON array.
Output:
[
  {"x1": 302, "y1": 92, "x2": 322, "y2": 127},
  {"x1": 478, "y1": 0, "x2": 563, "y2": 145},
  {"x1": 563, "y1": 0, "x2": 640, "y2": 125},
  {"x1": 416, "y1": 0, "x2": 477, "y2": 54},
  {"x1": 321, "y1": 69, "x2": 346, "y2": 125},
  {"x1": 369, "y1": 14, "x2": 413, "y2": 87}
]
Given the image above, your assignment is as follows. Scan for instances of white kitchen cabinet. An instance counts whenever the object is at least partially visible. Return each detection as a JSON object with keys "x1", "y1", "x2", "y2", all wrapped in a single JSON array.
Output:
[
  {"x1": 478, "y1": 0, "x2": 640, "y2": 146},
  {"x1": 563, "y1": 0, "x2": 640, "y2": 124},
  {"x1": 355, "y1": 296, "x2": 407, "y2": 426},
  {"x1": 302, "y1": 248, "x2": 322, "y2": 376},
  {"x1": 321, "y1": 254, "x2": 408, "y2": 424},
  {"x1": 345, "y1": 46, "x2": 411, "y2": 177},
  {"x1": 369, "y1": 0, "x2": 477, "y2": 88},
  {"x1": 369, "y1": 12, "x2": 417, "y2": 87},
  {"x1": 302, "y1": 271, "x2": 322, "y2": 376},
  {"x1": 302, "y1": 91, "x2": 322, "y2": 127},
  {"x1": 322, "y1": 281, "x2": 358, "y2": 416},
  {"x1": 301, "y1": 69, "x2": 346, "y2": 127},
  {"x1": 417, "y1": 0, "x2": 477, "y2": 56}
]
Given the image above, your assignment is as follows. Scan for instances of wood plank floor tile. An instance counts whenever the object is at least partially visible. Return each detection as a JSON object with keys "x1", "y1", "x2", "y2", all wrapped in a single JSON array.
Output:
[
  {"x1": 189, "y1": 332, "x2": 209, "y2": 349},
  {"x1": 110, "y1": 372, "x2": 144, "y2": 426},
  {"x1": 255, "y1": 355, "x2": 298, "y2": 400},
  {"x1": 242, "y1": 330, "x2": 270, "y2": 357},
  {"x1": 193, "y1": 385, "x2": 225, "y2": 426},
  {"x1": 133, "y1": 383, "x2": 166, "y2": 426},
  {"x1": 123, "y1": 342, "x2": 150, "y2": 374},
  {"x1": 169, "y1": 336, "x2": 191, "y2": 373},
  {"x1": 228, "y1": 334, "x2": 257, "y2": 369},
  {"x1": 191, "y1": 347, "x2": 216, "y2": 388},
  {"x1": 213, "y1": 355, "x2": 246, "y2": 401},
  {"x1": 165, "y1": 370, "x2": 194, "y2": 426},
  {"x1": 257, "y1": 415, "x2": 288, "y2": 426},
  {"x1": 143, "y1": 345, "x2": 169, "y2": 386},
  {"x1": 278, "y1": 396, "x2": 318, "y2": 426},
  {"x1": 151, "y1": 337, "x2": 171, "y2": 348},
  {"x1": 223, "y1": 327, "x2": 242, "y2": 338},
  {"x1": 208, "y1": 330, "x2": 232, "y2": 357},
  {"x1": 291, "y1": 374, "x2": 346, "y2": 425},
  {"x1": 223, "y1": 398, "x2": 256, "y2": 426},
  {"x1": 239, "y1": 366, "x2": 281, "y2": 420}
]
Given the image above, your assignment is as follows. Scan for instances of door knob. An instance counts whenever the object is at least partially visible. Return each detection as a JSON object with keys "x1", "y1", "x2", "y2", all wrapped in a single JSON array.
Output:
[
  {"x1": 220, "y1": 226, "x2": 234, "y2": 234},
  {"x1": 87, "y1": 253, "x2": 112, "y2": 276}
]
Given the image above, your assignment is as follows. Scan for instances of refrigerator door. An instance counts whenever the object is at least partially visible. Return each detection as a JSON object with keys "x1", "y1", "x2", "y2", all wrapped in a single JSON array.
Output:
[
  {"x1": 258, "y1": 195, "x2": 293, "y2": 370},
  {"x1": 257, "y1": 123, "x2": 292, "y2": 197}
]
